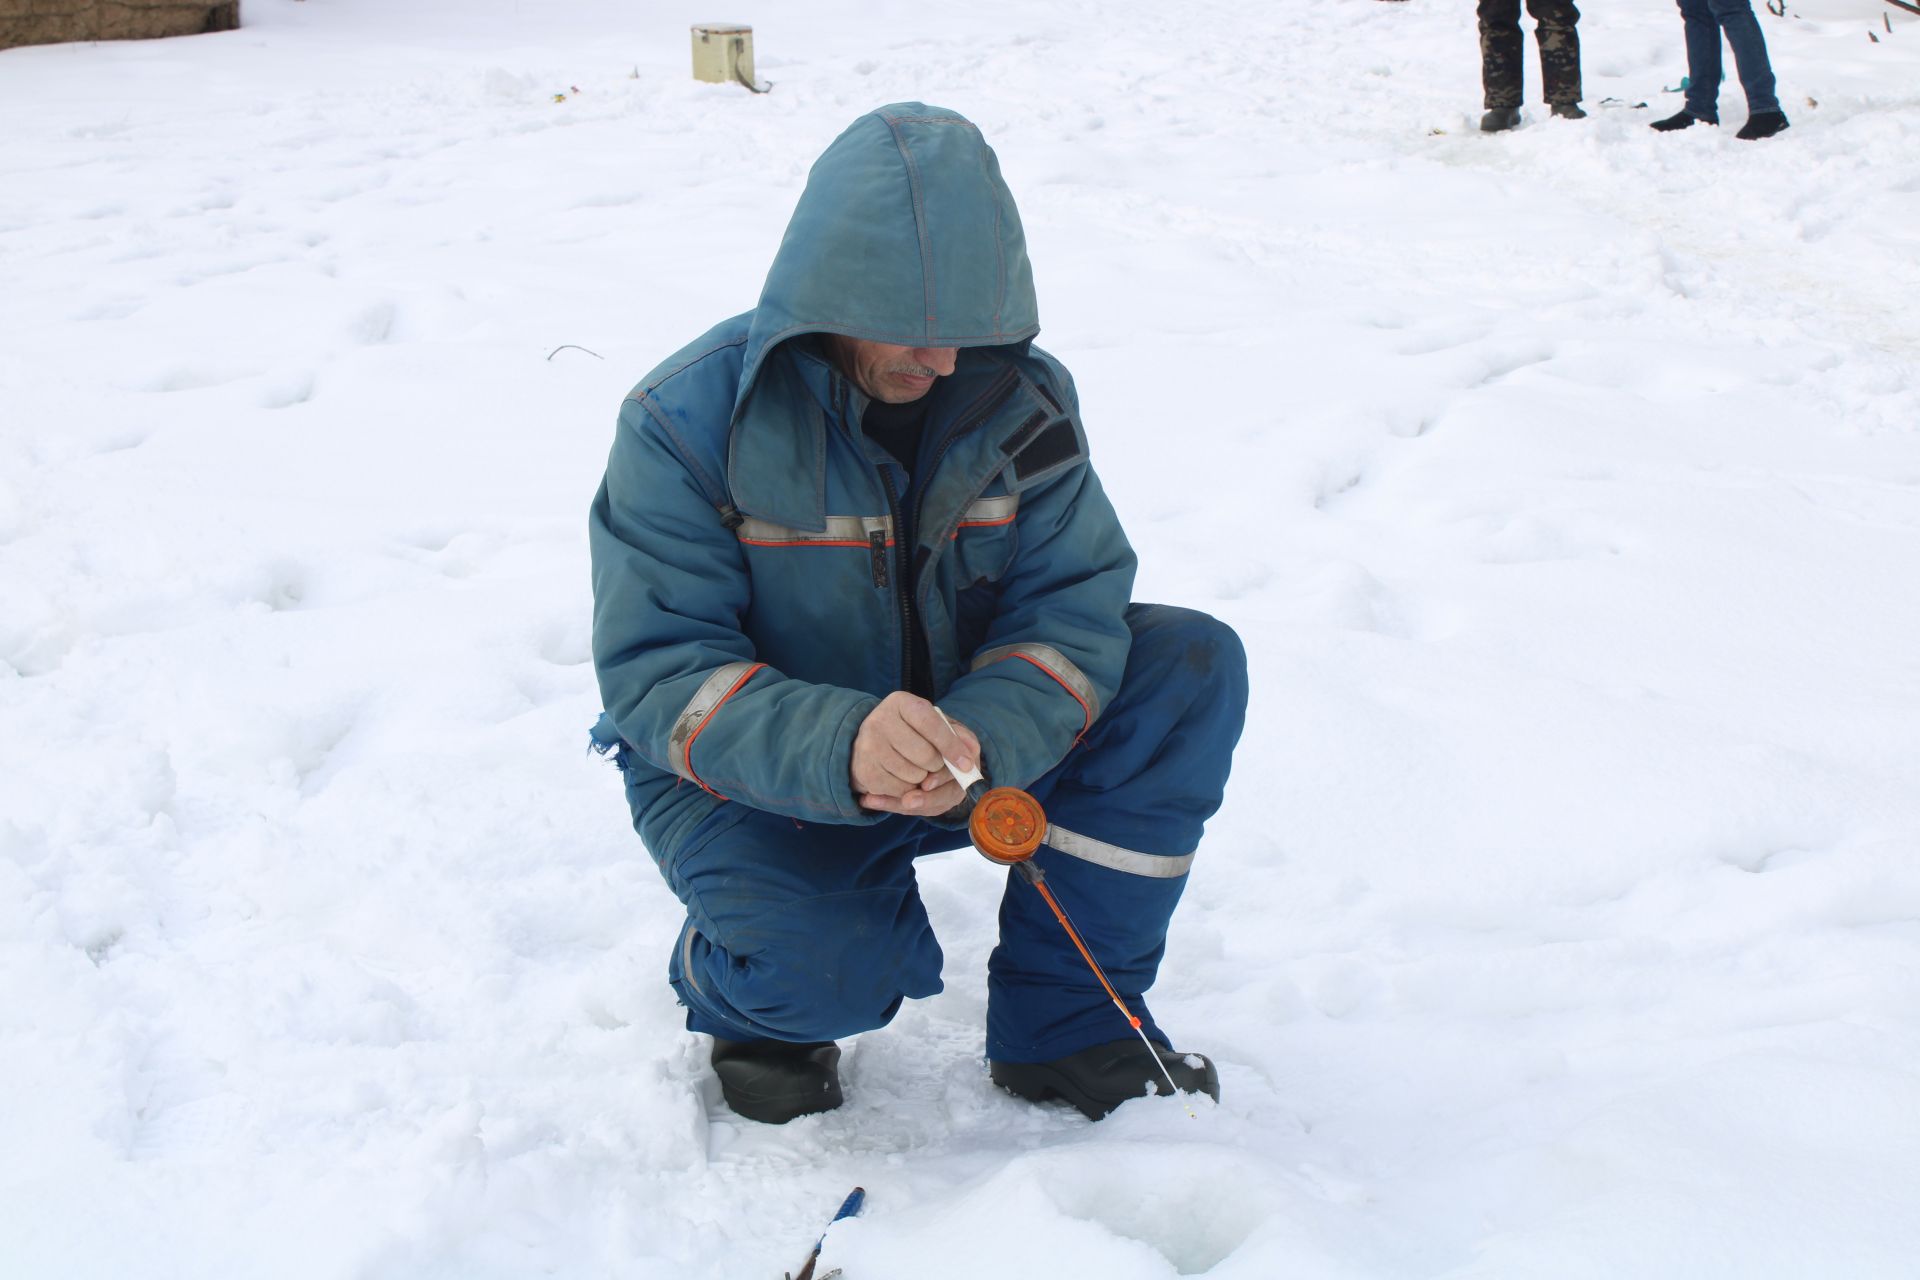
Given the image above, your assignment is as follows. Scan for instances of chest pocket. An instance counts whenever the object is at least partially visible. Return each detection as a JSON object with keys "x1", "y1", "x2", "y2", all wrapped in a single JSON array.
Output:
[{"x1": 949, "y1": 493, "x2": 1019, "y2": 587}]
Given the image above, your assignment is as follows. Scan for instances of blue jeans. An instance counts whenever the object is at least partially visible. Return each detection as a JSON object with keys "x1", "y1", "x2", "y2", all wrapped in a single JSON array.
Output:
[
  {"x1": 1678, "y1": 0, "x2": 1780, "y2": 119},
  {"x1": 652, "y1": 604, "x2": 1249, "y2": 1063}
]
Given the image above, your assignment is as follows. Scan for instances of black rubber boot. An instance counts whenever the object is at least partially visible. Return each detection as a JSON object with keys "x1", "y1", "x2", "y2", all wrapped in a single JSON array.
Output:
[
  {"x1": 1480, "y1": 106, "x2": 1523, "y2": 133},
  {"x1": 1736, "y1": 110, "x2": 1789, "y2": 141},
  {"x1": 991, "y1": 1039, "x2": 1220, "y2": 1120},
  {"x1": 1651, "y1": 109, "x2": 1710, "y2": 132},
  {"x1": 710, "y1": 1037, "x2": 844, "y2": 1124},
  {"x1": 1550, "y1": 102, "x2": 1587, "y2": 120}
]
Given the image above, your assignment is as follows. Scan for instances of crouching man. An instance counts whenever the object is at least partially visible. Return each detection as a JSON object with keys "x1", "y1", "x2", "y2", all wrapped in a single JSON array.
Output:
[{"x1": 588, "y1": 103, "x2": 1247, "y2": 1123}]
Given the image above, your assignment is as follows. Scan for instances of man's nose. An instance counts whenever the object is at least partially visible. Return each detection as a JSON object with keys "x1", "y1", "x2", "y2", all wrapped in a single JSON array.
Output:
[{"x1": 915, "y1": 347, "x2": 958, "y2": 376}]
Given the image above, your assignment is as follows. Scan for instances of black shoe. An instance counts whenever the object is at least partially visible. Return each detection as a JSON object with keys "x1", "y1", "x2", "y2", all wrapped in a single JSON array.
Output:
[
  {"x1": 1479, "y1": 106, "x2": 1523, "y2": 133},
  {"x1": 710, "y1": 1037, "x2": 843, "y2": 1124},
  {"x1": 1651, "y1": 109, "x2": 1712, "y2": 132},
  {"x1": 991, "y1": 1038, "x2": 1220, "y2": 1120},
  {"x1": 1550, "y1": 102, "x2": 1587, "y2": 120},
  {"x1": 1736, "y1": 110, "x2": 1789, "y2": 140}
]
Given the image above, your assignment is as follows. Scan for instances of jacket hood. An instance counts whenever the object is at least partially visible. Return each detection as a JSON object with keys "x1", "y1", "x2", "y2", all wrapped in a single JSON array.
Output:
[{"x1": 734, "y1": 103, "x2": 1040, "y2": 417}]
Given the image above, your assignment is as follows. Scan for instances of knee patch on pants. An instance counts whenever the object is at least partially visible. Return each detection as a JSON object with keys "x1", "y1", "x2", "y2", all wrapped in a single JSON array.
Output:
[{"x1": 675, "y1": 886, "x2": 945, "y2": 1043}]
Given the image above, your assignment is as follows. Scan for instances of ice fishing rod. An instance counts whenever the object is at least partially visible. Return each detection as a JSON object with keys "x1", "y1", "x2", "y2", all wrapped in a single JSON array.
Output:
[
  {"x1": 785, "y1": 1186, "x2": 863, "y2": 1280},
  {"x1": 934, "y1": 712, "x2": 1191, "y2": 1112}
]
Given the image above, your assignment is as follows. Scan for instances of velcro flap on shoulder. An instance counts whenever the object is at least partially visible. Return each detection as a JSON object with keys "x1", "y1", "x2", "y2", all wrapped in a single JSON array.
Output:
[{"x1": 998, "y1": 410, "x2": 1087, "y2": 492}]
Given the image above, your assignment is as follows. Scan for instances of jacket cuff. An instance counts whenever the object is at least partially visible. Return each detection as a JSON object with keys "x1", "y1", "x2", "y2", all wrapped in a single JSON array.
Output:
[
  {"x1": 824, "y1": 693, "x2": 886, "y2": 824},
  {"x1": 937, "y1": 686, "x2": 1058, "y2": 793}
]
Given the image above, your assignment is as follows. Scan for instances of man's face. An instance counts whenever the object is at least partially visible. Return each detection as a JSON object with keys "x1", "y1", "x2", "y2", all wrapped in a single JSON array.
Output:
[{"x1": 828, "y1": 336, "x2": 959, "y2": 404}]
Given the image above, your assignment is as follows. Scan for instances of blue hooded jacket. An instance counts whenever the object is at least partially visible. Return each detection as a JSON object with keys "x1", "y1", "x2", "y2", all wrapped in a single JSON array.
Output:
[{"x1": 589, "y1": 104, "x2": 1137, "y2": 860}]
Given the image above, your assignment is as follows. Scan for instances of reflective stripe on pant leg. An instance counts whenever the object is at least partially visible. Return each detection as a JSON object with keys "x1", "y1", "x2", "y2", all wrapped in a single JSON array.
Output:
[
  {"x1": 680, "y1": 918, "x2": 703, "y2": 998},
  {"x1": 1044, "y1": 824, "x2": 1193, "y2": 879}
]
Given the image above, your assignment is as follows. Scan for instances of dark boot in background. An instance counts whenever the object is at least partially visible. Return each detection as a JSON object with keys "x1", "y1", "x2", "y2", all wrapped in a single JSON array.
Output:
[
  {"x1": 1737, "y1": 110, "x2": 1789, "y2": 140},
  {"x1": 1651, "y1": 109, "x2": 1710, "y2": 131},
  {"x1": 1481, "y1": 107, "x2": 1524, "y2": 132}
]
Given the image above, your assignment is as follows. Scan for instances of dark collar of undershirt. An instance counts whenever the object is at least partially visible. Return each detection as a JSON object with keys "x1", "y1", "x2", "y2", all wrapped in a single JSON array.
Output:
[
  {"x1": 861, "y1": 394, "x2": 931, "y2": 472},
  {"x1": 858, "y1": 391, "x2": 936, "y2": 699}
]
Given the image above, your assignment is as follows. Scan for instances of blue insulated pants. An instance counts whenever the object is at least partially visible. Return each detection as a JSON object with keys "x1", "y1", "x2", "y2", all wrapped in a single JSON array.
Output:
[
  {"x1": 1678, "y1": 0, "x2": 1781, "y2": 119},
  {"x1": 657, "y1": 604, "x2": 1249, "y2": 1059}
]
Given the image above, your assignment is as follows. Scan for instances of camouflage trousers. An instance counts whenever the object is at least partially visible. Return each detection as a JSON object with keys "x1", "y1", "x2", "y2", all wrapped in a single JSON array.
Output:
[{"x1": 1478, "y1": 0, "x2": 1583, "y2": 107}]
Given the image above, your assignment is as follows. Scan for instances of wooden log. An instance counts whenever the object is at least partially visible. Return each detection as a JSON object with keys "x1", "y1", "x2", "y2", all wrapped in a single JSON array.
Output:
[{"x1": 0, "y1": 0, "x2": 239, "y2": 53}]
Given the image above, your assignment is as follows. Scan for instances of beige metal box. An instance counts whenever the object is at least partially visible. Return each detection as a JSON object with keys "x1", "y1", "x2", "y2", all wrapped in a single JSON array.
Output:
[{"x1": 691, "y1": 23, "x2": 758, "y2": 88}]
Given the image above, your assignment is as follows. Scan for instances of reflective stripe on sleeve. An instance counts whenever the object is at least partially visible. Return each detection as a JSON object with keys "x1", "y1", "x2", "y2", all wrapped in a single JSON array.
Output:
[
  {"x1": 736, "y1": 514, "x2": 892, "y2": 548},
  {"x1": 969, "y1": 642, "x2": 1100, "y2": 727},
  {"x1": 956, "y1": 494, "x2": 1019, "y2": 529},
  {"x1": 739, "y1": 499, "x2": 1011, "y2": 546},
  {"x1": 1044, "y1": 825, "x2": 1194, "y2": 878},
  {"x1": 668, "y1": 660, "x2": 765, "y2": 790}
]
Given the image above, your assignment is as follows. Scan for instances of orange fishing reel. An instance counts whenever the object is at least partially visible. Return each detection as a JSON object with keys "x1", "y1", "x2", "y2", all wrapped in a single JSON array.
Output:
[{"x1": 967, "y1": 786, "x2": 1047, "y2": 865}]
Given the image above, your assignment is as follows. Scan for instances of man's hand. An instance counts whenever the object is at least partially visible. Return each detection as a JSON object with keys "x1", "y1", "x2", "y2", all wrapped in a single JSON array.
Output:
[{"x1": 852, "y1": 692, "x2": 981, "y2": 816}]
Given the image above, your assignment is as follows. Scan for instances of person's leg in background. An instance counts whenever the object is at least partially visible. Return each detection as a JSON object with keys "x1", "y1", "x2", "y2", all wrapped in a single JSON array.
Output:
[
  {"x1": 1528, "y1": 0, "x2": 1586, "y2": 117},
  {"x1": 1654, "y1": 0, "x2": 1726, "y2": 130},
  {"x1": 1706, "y1": 0, "x2": 1789, "y2": 137},
  {"x1": 1478, "y1": 0, "x2": 1528, "y2": 131}
]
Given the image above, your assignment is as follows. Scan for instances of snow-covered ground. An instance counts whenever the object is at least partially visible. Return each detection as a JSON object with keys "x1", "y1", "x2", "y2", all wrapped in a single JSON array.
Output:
[{"x1": 4, "y1": 0, "x2": 1919, "y2": 1275}]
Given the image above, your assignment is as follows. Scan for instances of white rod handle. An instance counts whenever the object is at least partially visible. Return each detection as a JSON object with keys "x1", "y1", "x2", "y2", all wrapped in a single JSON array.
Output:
[{"x1": 933, "y1": 707, "x2": 984, "y2": 791}]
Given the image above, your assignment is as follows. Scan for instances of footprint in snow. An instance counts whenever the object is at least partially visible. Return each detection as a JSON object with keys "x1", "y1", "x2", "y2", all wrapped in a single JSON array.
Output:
[
  {"x1": 1299, "y1": 560, "x2": 1410, "y2": 638},
  {"x1": 1473, "y1": 512, "x2": 1621, "y2": 565},
  {"x1": 1391, "y1": 319, "x2": 1494, "y2": 355},
  {"x1": 536, "y1": 619, "x2": 591, "y2": 667},
  {"x1": 1312, "y1": 465, "x2": 1365, "y2": 510},
  {"x1": 256, "y1": 370, "x2": 315, "y2": 409},
  {"x1": 1468, "y1": 343, "x2": 1557, "y2": 388}
]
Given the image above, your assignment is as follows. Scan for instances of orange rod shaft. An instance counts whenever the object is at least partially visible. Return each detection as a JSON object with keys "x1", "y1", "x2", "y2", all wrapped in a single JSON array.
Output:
[
  {"x1": 1030, "y1": 877, "x2": 1141, "y2": 1030},
  {"x1": 1021, "y1": 864, "x2": 1192, "y2": 1112}
]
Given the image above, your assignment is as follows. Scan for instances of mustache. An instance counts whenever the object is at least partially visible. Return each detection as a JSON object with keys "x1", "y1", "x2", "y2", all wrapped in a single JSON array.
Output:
[{"x1": 886, "y1": 363, "x2": 940, "y2": 378}]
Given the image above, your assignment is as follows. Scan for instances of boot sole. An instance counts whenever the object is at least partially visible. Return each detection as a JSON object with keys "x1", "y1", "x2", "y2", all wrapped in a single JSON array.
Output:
[
  {"x1": 990, "y1": 1053, "x2": 1218, "y2": 1121},
  {"x1": 991, "y1": 1058, "x2": 1127, "y2": 1120},
  {"x1": 718, "y1": 1075, "x2": 844, "y2": 1125}
]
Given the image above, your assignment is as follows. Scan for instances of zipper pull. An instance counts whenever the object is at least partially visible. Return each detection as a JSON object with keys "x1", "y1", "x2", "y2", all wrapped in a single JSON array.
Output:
[{"x1": 869, "y1": 530, "x2": 889, "y2": 587}]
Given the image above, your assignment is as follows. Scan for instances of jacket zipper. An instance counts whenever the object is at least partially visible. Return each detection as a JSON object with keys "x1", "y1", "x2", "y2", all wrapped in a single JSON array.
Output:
[
  {"x1": 856, "y1": 366, "x2": 1020, "y2": 697},
  {"x1": 876, "y1": 466, "x2": 913, "y2": 693},
  {"x1": 841, "y1": 375, "x2": 906, "y2": 686}
]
